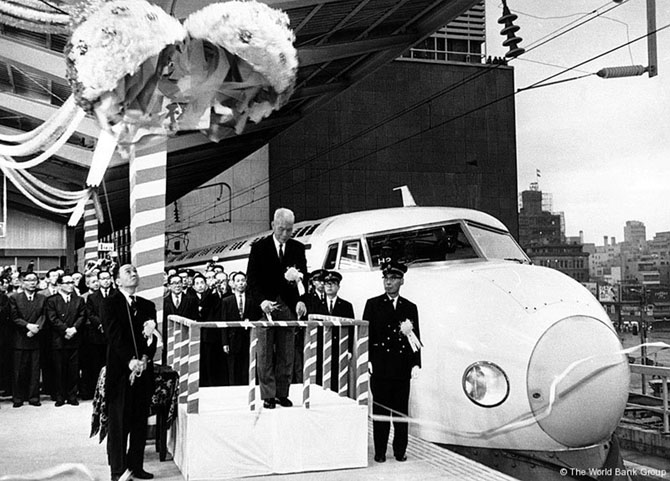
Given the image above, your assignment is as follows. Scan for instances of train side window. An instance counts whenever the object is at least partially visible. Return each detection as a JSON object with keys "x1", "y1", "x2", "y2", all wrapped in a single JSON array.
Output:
[
  {"x1": 339, "y1": 239, "x2": 366, "y2": 270},
  {"x1": 324, "y1": 244, "x2": 338, "y2": 269}
]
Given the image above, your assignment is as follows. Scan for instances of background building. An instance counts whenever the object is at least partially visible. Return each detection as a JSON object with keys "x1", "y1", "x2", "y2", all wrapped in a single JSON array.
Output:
[
  {"x1": 518, "y1": 183, "x2": 563, "y2": 247},
  {"x1": 518, "y1": 183, "x2": 589, "y2": 283},
  {"x1": 167, "y1": 2, "x2": 521, "y2": 254}
]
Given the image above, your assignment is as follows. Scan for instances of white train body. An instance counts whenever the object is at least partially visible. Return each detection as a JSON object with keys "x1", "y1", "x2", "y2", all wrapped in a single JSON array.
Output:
[{"x1": 168, "y1": 206, "x2": 630, "y2": 453}]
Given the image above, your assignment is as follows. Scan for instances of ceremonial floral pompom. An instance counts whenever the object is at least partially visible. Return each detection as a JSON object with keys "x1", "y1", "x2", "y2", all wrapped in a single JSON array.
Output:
[
  {"x1": 65, "y1": 0, "x2": 186, "y2": 112},
  {"x1": 285, "y1": 267, "x2": 305, "y2": 296},
  {"x1": 184, "y1": 1, "x2": 298, "y2": 95},
  {"x1": 400, "y1": 319, "x2": 422, "y2": 352}
]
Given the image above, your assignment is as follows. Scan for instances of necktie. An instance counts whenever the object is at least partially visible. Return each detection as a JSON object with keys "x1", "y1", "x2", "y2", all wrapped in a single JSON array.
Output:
[
  {"x1": 278, "y1": 243, "x2": 284, "y2": 262},
  {"x1": 27, "y1": 295, "x2": 33, "y2": 302},
  {"x1": 130, "y1": 295, "x2": 137, "y2": 314},
  {"x1": 329, "y1": 299, "x2": 334, "y2": 314},
  {"x1": 175, "y1": 296, "x2": 181, "y2": 308},
  {"x1": 102, "y1": 289, "x2": 107, "y2": 298},
  {"x1": 238, "y1": 295, "x2": 244, "y2": 318},
  {"x1": 65, "y1": 295, "x2": 70, "y2": 304}
]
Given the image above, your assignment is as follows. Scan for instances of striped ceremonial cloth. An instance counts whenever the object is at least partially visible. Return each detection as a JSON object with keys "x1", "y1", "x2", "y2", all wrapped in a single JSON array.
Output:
[
  {"x1": 186, "y1": 326, "x2": 200, "y2": 413},
  {"x1": 248, "y1": 329, "x2": 258, "y2": 410}
]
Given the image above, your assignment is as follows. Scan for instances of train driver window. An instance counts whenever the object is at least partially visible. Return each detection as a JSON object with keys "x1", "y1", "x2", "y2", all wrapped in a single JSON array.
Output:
[
  {"x1": 367, "y1": 223, "x2": 478, "y2": 267},
  {"x1": 323, "y1": 244, "x2": 338, "y2": 270},
  {"x1": 339, "y1": 239, "x2": 367, "y2": 270}
]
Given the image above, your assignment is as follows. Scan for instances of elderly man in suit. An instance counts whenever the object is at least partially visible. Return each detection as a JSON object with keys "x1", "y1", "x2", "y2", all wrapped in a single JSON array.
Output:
[
  {"x1": 102, "y1": 264, "x2": 157, "y2": 481},
  {"x1": 9, "y1": 272, "x2": 46, "y2": 407},
  {"x1": 247, "y1": 207, "x2": 307, "y2": 409},
  {"x1": 364, "y1": 261, "x2": 421, "y2": 463},
  {"x1": 45, "y1": 274, "x2": 86, "y2": 406}
]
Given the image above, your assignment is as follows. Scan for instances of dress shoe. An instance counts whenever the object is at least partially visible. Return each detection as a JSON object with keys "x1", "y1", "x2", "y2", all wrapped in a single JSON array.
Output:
[
  {"x1": 374, "y1": 454, "x2": 386, "y2": 463},
  {"x1": 276, "y1": 397, "x2": 293, "y2": 407},
  {"x1": 395, "y1": 455, "x2": 407, "y2": 462},
  {"x1": 67, "y1": 399, "x2": 79, "y2": 406},
  {"x1": 131, "y1": 469, "x2": 154, "y2": 479},
  {"x1": 29, "y1": 401, "x2": 41, "y2": 407},
  {"x1": 110, "y1": 476, "x2": 120, "y2": 481},
  {"x1": 263, "y1": 399, "x2": 276, "y2": 409},
  {"x1": 54, "y1": 399, "x2": 65, "y2": 407},
  {"x1": 12, "y1": 401, "x2": 23, "y2": 408}
]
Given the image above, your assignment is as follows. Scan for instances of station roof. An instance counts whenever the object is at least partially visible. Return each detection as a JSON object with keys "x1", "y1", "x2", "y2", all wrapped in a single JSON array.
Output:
[{"x1": 0, "y1": 0, "x2": 480, "y2": 234}]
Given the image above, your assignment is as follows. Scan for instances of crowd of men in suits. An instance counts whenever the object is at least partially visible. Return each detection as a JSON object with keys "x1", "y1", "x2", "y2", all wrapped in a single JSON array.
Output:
[
  {"x1": 0, "y1": 266, "x2": 118, "y2": 408},
  {"x1": 0, "y1": 207, "x2": 423, "y2": 470}
]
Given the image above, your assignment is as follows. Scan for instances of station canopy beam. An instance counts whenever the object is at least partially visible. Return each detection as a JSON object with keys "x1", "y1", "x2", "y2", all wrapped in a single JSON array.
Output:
[{"x1": 0, "y1": 0, "x2": 481, "y2": 236}]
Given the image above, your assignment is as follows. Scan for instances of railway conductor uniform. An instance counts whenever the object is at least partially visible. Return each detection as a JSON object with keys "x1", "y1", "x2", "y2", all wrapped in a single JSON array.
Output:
[{"x1": 364, "y1": 261, "x2": 421, "y2": 463}]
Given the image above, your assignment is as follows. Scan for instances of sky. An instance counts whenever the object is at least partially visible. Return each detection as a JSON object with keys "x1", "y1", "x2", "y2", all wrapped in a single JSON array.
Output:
[{"x1": 484, "y1": 0, "x2": 670, "y2": 244}]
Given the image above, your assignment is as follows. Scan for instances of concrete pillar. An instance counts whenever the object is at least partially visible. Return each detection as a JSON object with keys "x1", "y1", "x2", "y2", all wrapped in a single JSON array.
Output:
[{"x1": 129, "y1": 139, "x2": 167, "y2": 360}]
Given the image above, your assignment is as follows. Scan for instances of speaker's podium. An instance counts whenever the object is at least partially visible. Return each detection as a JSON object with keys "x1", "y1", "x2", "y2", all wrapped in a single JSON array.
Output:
[{"x1": 166, "y1": 315, "x2": 369, "y2": 480}]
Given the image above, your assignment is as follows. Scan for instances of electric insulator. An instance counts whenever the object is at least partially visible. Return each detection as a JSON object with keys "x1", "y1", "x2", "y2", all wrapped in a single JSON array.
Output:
[
  {"x1": 498, "y1": 1, "x2": 525, "y2": 59},
  {"x1": 597, "y1": 65, "x2": 647, "y2": 78}
]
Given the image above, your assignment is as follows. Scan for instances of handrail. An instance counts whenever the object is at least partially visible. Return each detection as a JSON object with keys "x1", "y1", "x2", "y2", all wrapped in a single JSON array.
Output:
[
  {"x1": 166, "y1": 314, "x2": 369, "y2": 414},
  {"x1": 628, "y1": 363, "x2": 670, "y2": 434}
]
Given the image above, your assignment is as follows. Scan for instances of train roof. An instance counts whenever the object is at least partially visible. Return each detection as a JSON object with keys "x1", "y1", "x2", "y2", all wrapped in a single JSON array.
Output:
[{"x1": 167, "y1": 206, "x2": 509, "y2": 267}]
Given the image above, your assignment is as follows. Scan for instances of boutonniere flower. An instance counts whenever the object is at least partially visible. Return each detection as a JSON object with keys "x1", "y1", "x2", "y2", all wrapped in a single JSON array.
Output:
[
  {"x1": 284, "y1": 266, "x2": 305, "y2": 296},
  {"x1": 399, "y1": 319, "x2": 422, "y2": 352}
]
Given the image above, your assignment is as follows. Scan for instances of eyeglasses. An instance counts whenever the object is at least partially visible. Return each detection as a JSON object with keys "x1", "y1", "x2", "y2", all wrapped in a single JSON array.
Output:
[
  {"x1": 62, "y1": 281, "x2": 75, "y2": 284},
  {"x1": 170, "y1": 281, "x2": 182, "y2": 285},
  {"x1": 383, "y1": 275, "x2": 402, "y2": 280}
]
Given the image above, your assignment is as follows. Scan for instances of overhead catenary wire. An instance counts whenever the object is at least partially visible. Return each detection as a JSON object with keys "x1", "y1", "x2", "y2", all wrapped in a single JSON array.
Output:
[
  {"x1": 182, "y1": 18, "x2": 670, "y2": 230},
  {"x1": 180, "y1": 1, "x2": 631, "y2": 225}
]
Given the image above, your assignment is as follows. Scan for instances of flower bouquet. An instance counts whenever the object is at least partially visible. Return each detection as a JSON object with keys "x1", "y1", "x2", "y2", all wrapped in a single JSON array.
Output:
[
  {"x1": 65, "y1": 0, "x2": 187, "y2": 149},
  {"x1": 179, "y1": 0, "x2": 298, "y2": 139},
  {"x1": 284, "y1": 266, "x2": 305, "y2": 296},
  {"x1": 399, "y1": 319, "x2": 422, "y2": 352}
]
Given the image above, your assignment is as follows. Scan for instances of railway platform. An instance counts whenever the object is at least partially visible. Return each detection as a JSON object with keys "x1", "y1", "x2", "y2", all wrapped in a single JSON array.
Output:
[{"x1": 0, "y1": 396, "x2": 516, "y2": 481}]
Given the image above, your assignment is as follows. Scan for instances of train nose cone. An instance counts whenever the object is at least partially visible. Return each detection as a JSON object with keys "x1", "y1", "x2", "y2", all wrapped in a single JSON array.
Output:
[{"x1": 527, "y1": 316, "x2": 629, "y2": 447}]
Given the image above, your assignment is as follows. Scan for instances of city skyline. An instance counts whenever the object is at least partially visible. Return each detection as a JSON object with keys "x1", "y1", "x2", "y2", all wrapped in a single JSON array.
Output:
[{"x1": 486, "y1": 0, "x2": 670, "y2": 245}]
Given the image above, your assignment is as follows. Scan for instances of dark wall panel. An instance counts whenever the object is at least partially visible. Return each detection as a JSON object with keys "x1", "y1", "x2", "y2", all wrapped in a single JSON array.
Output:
[{"x1": 270, "y1": 61, "x2": 519, "y2": 237}]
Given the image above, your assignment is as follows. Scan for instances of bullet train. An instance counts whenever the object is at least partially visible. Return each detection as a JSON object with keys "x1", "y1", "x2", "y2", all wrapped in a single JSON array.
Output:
[{"x1": 167, "y1": 198, "x2": 630, "y2": 481}]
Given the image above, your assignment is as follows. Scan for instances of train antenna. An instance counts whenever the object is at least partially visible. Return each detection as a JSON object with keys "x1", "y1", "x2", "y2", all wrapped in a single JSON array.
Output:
[{"x1": 393, "y1": 185, "x2": 417, "y2": 207}]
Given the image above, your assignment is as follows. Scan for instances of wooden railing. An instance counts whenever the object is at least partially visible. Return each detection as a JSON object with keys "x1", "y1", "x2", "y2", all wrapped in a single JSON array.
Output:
[
  {"x1": 166, "y1": 314, "x2": 369, "y2": 414},
  {"x1": 627, "y1": 363, "x2": 670, "y2": 434}
]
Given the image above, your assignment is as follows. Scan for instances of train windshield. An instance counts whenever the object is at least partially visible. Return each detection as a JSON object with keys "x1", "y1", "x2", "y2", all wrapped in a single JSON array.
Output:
[
  {"x1": 366, "y1": 223, "x2": 478, "y2": 267},
  {"x1": 465, "y1": 223, "x2": 529, "y2": 262}
]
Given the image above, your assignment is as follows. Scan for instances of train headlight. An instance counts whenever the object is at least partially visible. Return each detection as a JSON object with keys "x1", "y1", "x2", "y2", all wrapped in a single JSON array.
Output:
[{"x1": 462, "y1": 361, "x2": 509, "y2": 407}]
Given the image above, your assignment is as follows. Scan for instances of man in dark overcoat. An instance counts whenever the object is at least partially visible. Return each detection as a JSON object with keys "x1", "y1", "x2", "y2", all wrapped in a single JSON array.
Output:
[
  {"x1": 220, "y1": 272, "x2": 260, "y2": 385},
  {"x1": 45, "y1": 274, "x2": 86, "y2": 406},
  {"x1": 9, "y1": 272, "x2": 46, "y2": 407},
  {"x1": 102, "y1": 264, "x2": 157, "y2": 481}
]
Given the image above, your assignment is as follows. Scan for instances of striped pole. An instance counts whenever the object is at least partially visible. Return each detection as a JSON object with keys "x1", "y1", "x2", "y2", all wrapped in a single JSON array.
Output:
[
  {"x1": 338, "y1": 330, "x2": 349, "y2": 396},
  {"x1": 355, "y1": 324, "x2": 369, "y2": 406},
  {"x1": 166, "y1": 315, "x2": 175, "y2": 368},
  {"x1": 248, "y1": 327, "x2": 258, "y2": 411},
  {"x1": 323, "y1": 327, "x2": 332, "y2": 390},
  {"x1": 129, "y1": 139, "x2": 167, "y2": 364},
  {"x1": 302, "y1": 325, "x2": 317, "y2": 408},
  {"x1": 83, "y1": 197, "x2": 98, "y2": 266},
  {"x1": 186, "y1": 325, "x2": 201, "y2": 414}
]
